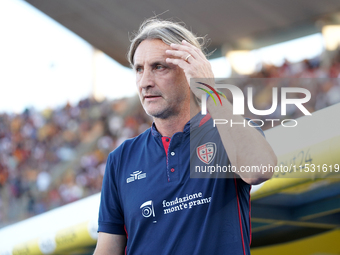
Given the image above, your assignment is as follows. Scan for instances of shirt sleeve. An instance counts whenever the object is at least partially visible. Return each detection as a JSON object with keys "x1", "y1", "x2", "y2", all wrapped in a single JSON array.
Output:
[{"x1": 98, "y1": 151, "x2": 126, "y2": 235}]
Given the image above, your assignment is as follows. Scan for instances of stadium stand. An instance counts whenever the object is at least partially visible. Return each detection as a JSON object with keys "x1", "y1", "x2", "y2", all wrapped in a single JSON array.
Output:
[{"x1": 0, "y1": 96, "x2": 151, "y2": 227}]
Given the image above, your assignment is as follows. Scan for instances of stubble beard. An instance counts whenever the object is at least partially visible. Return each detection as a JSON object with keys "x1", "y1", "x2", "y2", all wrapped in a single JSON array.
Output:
[
  {"x1": 144, "y1": 101, "x2": 178, "y2": 119},
  {"x1": 143, "y1": 95, "x2": 187, "y2": 120}
]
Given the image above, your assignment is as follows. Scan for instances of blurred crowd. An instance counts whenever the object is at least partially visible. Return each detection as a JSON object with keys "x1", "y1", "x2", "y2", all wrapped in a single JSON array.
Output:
[
  {"x1": 1, "y1": 49, "x2": 340, "y2": 226},
  {"x1": 0, "y1": 96, "x2": 151, "y2": 224}
]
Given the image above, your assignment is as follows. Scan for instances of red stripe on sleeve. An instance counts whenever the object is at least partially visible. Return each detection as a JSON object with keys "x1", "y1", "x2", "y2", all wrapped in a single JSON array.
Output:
[
  {"x1": 124, "y1": 225, "x2": 128, "y2": 255},
  {"x1": 234, "y1": 178, "x2": 246, "y2": 255},
  {"x1": 249, "y1": 186, "x2": 252, "y2": 246}
]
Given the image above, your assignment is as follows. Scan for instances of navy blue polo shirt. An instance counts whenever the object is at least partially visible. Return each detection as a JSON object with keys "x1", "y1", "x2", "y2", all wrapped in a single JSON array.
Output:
[{"x1": 98, "y1": 113, "x2": 262, "y2": 255}]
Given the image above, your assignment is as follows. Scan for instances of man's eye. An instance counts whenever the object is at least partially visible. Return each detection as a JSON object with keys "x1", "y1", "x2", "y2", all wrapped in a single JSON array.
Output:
[
  {"x1": 156, "y1": 65, "x2": 164, "y2": 70},
  {"x1": 136, "y1": 67, "x2": 143, "y2": 73}
]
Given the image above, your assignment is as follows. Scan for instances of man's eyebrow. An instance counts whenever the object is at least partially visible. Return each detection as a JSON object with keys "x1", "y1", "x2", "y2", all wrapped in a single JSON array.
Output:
[
  {"x1": 134, "y1": 61, "x2": 168, "y2": 69},
  {"x1": 134, "y1": 63, "x2": 142, "y2": 70},
  {"x1": 151, "y1": 61, "x2": 166, "y2": 67}
]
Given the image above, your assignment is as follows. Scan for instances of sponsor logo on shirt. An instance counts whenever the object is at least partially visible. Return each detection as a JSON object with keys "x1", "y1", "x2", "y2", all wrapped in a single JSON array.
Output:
[
  {"x1": 139, "y1": 192, "x2": 211, "y2": 223},
  {"x1": 197, "y1": 142, "x2": 216, "y2": 164},
  {"x1": 127, "y1": 170, "x2": 146, "y2": 183},
  {"x1": 140, "y1": 200, "x2": 155, "y2": 218},
  {"x1": 162, "y1": 192, "x2": 211, "y2": 215}
]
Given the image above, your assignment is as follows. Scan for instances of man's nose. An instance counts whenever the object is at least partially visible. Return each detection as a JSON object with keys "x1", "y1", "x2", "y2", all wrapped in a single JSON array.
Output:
[{"x1": 139, "y1": 68, "x2": 155, "y2": 89}]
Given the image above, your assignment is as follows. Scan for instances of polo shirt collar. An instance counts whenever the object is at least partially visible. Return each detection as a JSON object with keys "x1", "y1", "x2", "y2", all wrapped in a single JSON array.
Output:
[{"x1": 150, "y1": 112, "x2": 211, "y2": 137}]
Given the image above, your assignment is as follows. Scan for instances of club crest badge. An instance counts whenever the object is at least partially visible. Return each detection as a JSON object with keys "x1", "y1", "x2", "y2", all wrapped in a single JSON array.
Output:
[{"x1": 197, "y1": 142, "x2": 216, "y2": 164}]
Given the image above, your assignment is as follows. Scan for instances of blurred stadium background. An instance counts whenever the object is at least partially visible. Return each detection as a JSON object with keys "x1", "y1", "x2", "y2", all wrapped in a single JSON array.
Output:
[{"x1": 1, "y1": 0, "x2": 340, "y2": 254}]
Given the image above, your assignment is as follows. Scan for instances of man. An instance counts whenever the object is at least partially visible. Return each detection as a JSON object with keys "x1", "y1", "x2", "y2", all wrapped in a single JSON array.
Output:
[{"x1": 94, "y1": 18, "x2": 276, "y2": 255}]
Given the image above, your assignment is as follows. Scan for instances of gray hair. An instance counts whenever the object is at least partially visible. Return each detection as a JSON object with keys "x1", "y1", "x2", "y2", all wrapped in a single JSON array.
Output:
[{"x1": 127, "y1": 18, "x2": 207, "y2": 67}]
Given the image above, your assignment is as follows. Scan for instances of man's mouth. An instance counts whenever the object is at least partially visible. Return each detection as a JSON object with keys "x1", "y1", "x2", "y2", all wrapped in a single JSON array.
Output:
[{"x1": 144, "y1": 95, "x2": 162, "y2": 100}]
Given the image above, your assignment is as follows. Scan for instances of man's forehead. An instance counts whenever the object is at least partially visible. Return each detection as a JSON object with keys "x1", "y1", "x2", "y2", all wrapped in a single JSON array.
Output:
[{"x1": 134, "y1": 39, "x2": 170, "y2": 65}]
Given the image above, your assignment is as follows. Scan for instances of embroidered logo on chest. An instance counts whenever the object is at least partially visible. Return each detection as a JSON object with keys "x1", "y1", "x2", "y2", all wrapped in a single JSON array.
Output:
[
  {"x1": 126, "y1": 170, "x2": 146, "y2": 183},
  {"x1": 197, "y1": 142, "x2": 216, "y2": 164}
]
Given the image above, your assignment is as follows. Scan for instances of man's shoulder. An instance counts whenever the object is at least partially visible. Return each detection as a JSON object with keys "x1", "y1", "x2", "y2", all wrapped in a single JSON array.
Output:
[{"x1": 108, "y1": 127, "x2": 152, "y2": 159}]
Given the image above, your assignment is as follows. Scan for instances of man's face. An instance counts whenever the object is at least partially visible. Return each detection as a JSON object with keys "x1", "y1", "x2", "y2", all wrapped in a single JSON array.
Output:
[{"x1": 133, "y1": 39, "x2": 190, "y2": 119}]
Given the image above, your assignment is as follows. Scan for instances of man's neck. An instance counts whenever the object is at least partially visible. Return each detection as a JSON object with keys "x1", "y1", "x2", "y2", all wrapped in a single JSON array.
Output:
[
  {"x1": 153, "y1": 114, "x2": 189, "y2": 137},
  {"x1": 154, "y1": 104, "x2": 200, "y2": 137}
]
